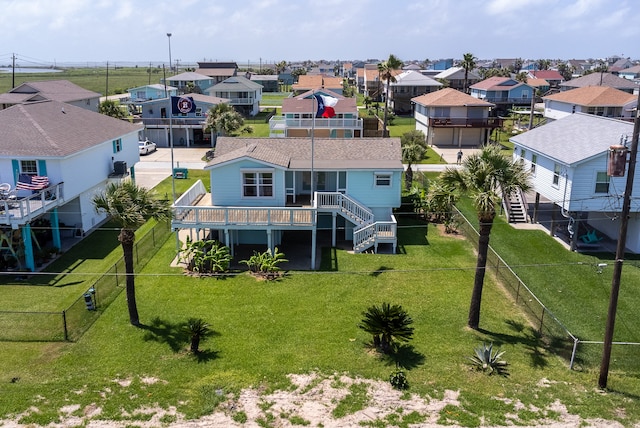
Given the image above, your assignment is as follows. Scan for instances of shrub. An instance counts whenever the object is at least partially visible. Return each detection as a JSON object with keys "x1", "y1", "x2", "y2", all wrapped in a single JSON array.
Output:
[
  {"x1": 240, "y1": 247, "x2": 288, "y2": 280},
  {"x1": 182, "y1": 318, "x2": 211, "y2": 354},
  {"x1": 179, "y1": 237, "x2": 231, "y2": 276},
  {"x1": 389, "y1": 370, "x2": 409, "y2": 390},
  {"x1": 358, "y1": 303, "x2": 414, "y2": 354}
]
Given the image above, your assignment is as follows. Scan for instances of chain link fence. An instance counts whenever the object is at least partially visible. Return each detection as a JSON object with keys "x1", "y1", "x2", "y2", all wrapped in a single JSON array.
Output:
[{"x1": 0, "y1": 221, "x2": 171, "y2": 342}]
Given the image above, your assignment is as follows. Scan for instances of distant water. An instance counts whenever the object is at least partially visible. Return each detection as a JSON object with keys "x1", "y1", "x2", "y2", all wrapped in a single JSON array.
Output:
[{"x1": 0, "y1": 67, "x2": 63, "y2": 73}]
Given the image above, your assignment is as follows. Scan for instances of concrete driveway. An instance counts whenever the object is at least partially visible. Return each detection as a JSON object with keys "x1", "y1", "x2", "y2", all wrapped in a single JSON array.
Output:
[{"x1": 134, "y1": 147, "x2": 210, "y2": 189}]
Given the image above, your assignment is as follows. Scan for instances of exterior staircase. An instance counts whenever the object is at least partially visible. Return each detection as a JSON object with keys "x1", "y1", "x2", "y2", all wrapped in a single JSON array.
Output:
[
  {"x1": 315, "y1": 192, "x2": 397, "y2": 253},
  {"x1": 503, "y1": 189, "x2": 529, "y2": 223}
]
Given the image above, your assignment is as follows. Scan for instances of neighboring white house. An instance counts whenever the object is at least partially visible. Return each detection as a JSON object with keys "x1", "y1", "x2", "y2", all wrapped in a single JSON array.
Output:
[
  {"x1": 434, "y1": 67, "x2": 481, "y2": 92},
  {"x1": 171, "y1": 137, "x2": 403, "y2": 269},
  {"x1": 0, "y1": 100, "x2": 142, "y2": 270},
  {"x1": 542, "y1": 86, "x2": 637, "y2": 121},
  {"x1": 412, "y1": 88, "x2": 499, "y2": 147},
  {"x1": 205, "y1": 76, "x2": 263, "y2": 116},
  {"x1": 511, "y1": 113, "x2": 640, "y2": 251},
  {"x1": 386, "y1": 70, "x2": 442, "y2": 114}
]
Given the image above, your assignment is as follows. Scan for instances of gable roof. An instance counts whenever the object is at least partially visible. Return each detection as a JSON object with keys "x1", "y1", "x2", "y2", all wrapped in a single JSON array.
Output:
[
  {"x1": 390, "y1": 70, "x2": 442, "y2": 87},
  {"x1": 560, "y1": 72, "x2": 637, "y2": 90},
  {"x1": 293, "y1": 75, "x2": 343, "y2": 90},
  {"x1": 1, "y1": 80, "x2": 101, "y2": 104},
  {"x1": 207, "y1": 137, "x2": 402, "y2": 170},
  {"x1": 281, "y1": 89, "x2": 356, "y2": 114},
  {"x1": 470, "y1": 77, "x2": 525, "y2": 91},
  {"x1": 529, "y1": 70, "x2": 564, "y2": 81},
  {"x1": 434, "y1": 66, "x2": 481, "y2": 80},
  {"x1": 526, "y1": 78, "x2": 550, "y2": 88},
  {"x1": 411, "y1": 88, "x2": 494, "y2": 107},
  {"x1": 165, "y1": 71, "x2": 212, "y2": 82},
  {"x1": 543, "y1": 86, "x2": 637, "y2": 107},
  {"x1": 209, "y1": 75, "x2": 263, "y2": 91},
  {"x1": 510, "y1": 113, "x2": 633, "y2": 165},
  {"x1": 128, "y1": 83, "x2": 178, "y2": 92},
  {"x1": 0, "y1": 100, "x2": 143, "y2": 157}
]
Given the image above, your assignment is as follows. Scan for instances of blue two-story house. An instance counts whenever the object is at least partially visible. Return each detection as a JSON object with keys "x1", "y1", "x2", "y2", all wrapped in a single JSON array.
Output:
[
  {"x1": 171, "y1": 137, "x2": 403, "y2": 269},
  {"x1": 470, "y1": 77, "x2": 534, "y2": 114}
]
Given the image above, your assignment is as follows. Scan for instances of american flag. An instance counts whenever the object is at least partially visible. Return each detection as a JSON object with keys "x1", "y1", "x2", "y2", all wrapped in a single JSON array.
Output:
[{"x1": 16, "y1": 174, "x2": 49, "y2": 191}]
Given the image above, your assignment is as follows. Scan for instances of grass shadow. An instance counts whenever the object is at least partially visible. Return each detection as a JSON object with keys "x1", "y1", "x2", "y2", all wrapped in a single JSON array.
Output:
[
  {"x1": 140, "y1": 316, "x2": 188, "y2": 353},
  {"x1": 478, "y1": 321, "x2": 552, "y2": 369},
  {"x1": 370, "y1": 266, "x2": 393, "y2": 277}
]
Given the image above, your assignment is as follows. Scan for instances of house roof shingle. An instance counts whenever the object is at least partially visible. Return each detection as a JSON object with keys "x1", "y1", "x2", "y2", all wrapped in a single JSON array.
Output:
[
  {"x1": 0, "y1": 100, "x2": 143, "y2": 157},
  {"x1": 560, "y1": 73, "x2": 637, "y2": 90},
  {"x1": 543, "y1": 86, "x2": 637, "y2": 107},
  {"x1": 1, "y1": 80, "x2": 101, "y2": 104},
  {"x1": 411, "y1": 88, "x2": 494, "y2": 107},
  {"x1": 207, "y1": 137, "x2": 403, "y2": 170},
  {"x1": 510, "y1": 113, "x2": 633, "y2": 165}
]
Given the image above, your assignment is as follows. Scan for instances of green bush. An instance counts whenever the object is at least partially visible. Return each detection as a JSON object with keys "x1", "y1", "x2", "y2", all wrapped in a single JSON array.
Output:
[{"x1": 389, "y1": 370, "x2": 409, "y2": 390}]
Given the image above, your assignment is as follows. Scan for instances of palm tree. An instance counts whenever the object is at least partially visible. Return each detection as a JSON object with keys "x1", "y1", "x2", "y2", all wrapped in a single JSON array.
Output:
[
  {"x1": 205, "y1": 103, "x2": 245, "y2": 137},
  {"x1": 461, "y1": 53, "x2": 477, "y2": 94},
  {"x1": 378, "y1": 54, "x2": 403, "y2": 137},
  {"x1": 401, "y1": 130, "x2": 427, "y2": 190},
  {"x1": 359, "y1": 302, "x2": 414, "y2": 354},
  {"x1": 98, "y1": 100, "x2": 126, "y2": 119},
  {"x1": 439, "y1": 145, "x2": 530, "y2": 329},
  {"x1": 92, "y1": 181, "x2": 171, "y2": 326},
  {"x1": 182, "y1": 318, "x2": 211, "y2": 354}
]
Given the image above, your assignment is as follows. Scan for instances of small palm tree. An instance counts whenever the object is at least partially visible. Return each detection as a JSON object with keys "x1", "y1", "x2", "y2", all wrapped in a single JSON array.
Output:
[
  {"x1": 359, "y1": 303, "x2": 414, "y2": 354},
  {"x1": 401, "y1": 130, "x2": 427, "y2": 190},
  {"x1": 205, "y1": 103, "x2": 245, "y2": 137},
  {"x1": 440, "y1": 145, "x2": 530, "y2": 329},
  {"x1": 182, "y1": 318, "x2": 211, "y2": 354},
  {"x1": 92, "y1": 181, "x2": 171, "y2": 326},
  {"x1": 378, "y1": 54, "x2": 403, "y2": 137}
]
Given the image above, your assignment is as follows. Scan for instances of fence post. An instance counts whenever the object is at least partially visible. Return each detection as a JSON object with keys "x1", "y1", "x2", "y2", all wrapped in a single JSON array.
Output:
[
  {"x1": 539, "y1": 307, "x2": 546, "y2": 333},
  {"x1": 569, "y1": 337, "x2": 579, "y2": 370},
  {"x1": 62, "y1": 310, "x2": 69, "y2": 341}
]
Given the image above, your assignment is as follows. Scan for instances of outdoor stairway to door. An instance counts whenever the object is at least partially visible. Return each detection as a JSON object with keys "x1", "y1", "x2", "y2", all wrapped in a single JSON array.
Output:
[
  {"x1": 504, "y1": 189, "x2": 529, "y2": 223},
  {"x1": 315, "y1": 192, "x2": 397, "y2": 253}
]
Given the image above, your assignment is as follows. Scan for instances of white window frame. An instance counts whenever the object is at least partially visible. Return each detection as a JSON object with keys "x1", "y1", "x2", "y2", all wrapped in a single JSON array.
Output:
[
  {"x1": 374, "y1": 172, "x2": 392, "y2": 187},
  {"x1": 241, "y1": 169, "x2": 275, "y2": 198},
  {"x1": 20, "y1": 160, "x2": 38, "y2": 175},
  {"x1": 530, "y1": 154, "x2": 537, "y2": 176},
  {"x1": 594, "y1": 171, "x2": 610, "y2": 194},
  {"x1": 552, "y1": 163, "x2": 561, "y2": 187}
]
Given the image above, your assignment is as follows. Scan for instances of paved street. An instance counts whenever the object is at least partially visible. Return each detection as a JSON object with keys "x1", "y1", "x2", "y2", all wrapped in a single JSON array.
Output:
[{"x1": 134, "y1": 147, "x2": 210, "y2": 189}]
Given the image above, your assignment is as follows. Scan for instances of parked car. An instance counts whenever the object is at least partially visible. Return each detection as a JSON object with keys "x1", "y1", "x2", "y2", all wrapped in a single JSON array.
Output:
[{"x1": 138, "y1": 139, "x2": 157, "y2": 155}]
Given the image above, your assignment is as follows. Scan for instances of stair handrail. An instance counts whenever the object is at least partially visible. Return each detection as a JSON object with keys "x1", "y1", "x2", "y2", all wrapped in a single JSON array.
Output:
[{"x1": 315, "y1": 192, "x2": 374, "y2": 226}]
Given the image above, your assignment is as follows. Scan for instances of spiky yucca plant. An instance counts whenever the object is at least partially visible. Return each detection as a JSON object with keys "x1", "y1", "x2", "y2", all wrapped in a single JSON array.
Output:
[{"x1": 468, "y1": 342, "x2": 509, "y2": 376}]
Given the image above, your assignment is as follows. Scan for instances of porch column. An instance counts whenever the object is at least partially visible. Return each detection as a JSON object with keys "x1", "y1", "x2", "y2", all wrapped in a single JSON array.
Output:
[
  {"x1": 22, "y1": 224, "x2": 35, "y2": 272},
  {"x1": 570, "y1": 214, "x2": 580, "y2": 251},
  {"x1": 331, "y1": 212, "x2": 337, "y2": 247},
  {"x1": 533, "y1": 193, "x2": 540, "y2": 224},
  {"x1": 224, "y1": 229, "x2": 233, "y2": 257},
  {"x1": 266, "y1": 229, "x2": 273, "y2": 253},
  {"x1": 311, "y1": 228, "x2": 317, "y2": 270},
  {"x1": 550, "y1": 203, "x2": 556, "y2": 237},
  {"x1": 50, "y1": 208, "x2": 61, "y2": 250}
]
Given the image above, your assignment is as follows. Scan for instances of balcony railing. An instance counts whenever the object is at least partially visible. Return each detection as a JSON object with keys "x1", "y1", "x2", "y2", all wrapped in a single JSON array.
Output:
[
  {"x1": 0, "y1": 183, "x2": 65, "y2": 227},
  {"x1": 428, "y1": 117, "x2": 502, "y2": 128},
  {"x1": 269, "y1": 116, "x2": 363, "y2": 130},
  {"x1": 132, "y1": 117, "x2": 206, "y2": 127}
]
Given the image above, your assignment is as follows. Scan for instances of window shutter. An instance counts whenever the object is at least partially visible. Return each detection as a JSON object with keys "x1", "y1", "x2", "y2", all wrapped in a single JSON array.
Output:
[
  {"x1": 112, "y1": 140, "x2": 117, "y2": 153},
  {"x1": 37, "y1": 160, "x2": 47, "y2": 176},
  {"x1": 11, "y1": 159, "x2": 19, "y2": 183}
]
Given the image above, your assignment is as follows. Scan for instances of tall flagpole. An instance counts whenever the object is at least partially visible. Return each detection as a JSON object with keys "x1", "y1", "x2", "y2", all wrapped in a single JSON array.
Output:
[{"x1": 311, "y1": 91, "x2": 315, "y2": 205}]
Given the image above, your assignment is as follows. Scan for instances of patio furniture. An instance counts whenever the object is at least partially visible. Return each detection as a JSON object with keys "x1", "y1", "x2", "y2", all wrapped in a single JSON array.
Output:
[{"x1": 580, "y1": 229, "x2": 602, "y2": 244}]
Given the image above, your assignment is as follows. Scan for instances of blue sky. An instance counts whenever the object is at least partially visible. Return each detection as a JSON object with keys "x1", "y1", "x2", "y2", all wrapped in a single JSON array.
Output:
[{"x1": 1, "y1": 0, "x2": 638, "y2": 67}]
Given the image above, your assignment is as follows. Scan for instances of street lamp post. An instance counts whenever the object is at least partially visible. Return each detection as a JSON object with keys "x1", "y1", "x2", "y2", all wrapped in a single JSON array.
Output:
[{"x1": 167, "y1": 33, "x2": 172, "y2": 73}]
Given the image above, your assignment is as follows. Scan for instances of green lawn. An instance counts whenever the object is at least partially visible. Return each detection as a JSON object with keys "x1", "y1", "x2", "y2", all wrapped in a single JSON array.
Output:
[{"x1": 1, "y1": 209, "x2": 640, "y2": 425}]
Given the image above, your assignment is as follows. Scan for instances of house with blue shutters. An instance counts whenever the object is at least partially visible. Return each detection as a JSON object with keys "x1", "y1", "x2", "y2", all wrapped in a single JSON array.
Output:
[
  {"x1": 171, "y1": 137, "x2": 402, "y2": 269},
  {"x1": 0, "y1": 100, "x2": 142, "y2": 271}
]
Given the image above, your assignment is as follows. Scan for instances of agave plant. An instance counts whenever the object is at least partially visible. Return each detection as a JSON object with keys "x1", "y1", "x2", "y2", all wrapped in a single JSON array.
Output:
[{"x1": 468, "y1": 342, "x2": 509, "y2": 376}]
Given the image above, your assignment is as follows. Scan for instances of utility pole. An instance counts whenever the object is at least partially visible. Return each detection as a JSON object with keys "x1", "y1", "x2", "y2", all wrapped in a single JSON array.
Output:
[
  {"x1": 12, "y1": 53, "x2": 15, "y2": 88},
  {"x1": 598, "y1": 88, "x2": 640, "y2": 389},
  {"x1": 105, "y1": 61, "x2": 109, "y2": 96}
]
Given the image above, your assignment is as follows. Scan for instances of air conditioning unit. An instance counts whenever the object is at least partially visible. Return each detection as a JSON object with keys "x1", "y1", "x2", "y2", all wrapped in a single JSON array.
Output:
[{"x1": 113, "y1": 161, "x2": 127, "y2": 176}]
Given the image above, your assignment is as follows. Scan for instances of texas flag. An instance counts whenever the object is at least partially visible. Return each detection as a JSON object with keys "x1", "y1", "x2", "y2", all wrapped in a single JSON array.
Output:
[{"x1": 314, "y1": 94, "x2": 338, "y2": 118}]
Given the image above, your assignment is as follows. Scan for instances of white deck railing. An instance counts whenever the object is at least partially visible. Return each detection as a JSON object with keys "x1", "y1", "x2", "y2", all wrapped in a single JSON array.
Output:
[
  {"x1": 269, "y1": 116, "x2": 364, "y2": 130},
  {"x1": 0, "y1": 183, "x2": 64, "y2": 227},
  {"x1": 315, "y1": 192, "x2": 374, "y2": 225}
]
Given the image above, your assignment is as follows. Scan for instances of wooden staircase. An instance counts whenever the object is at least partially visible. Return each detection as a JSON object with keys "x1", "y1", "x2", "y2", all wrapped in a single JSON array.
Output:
[{"x1": 504, "y1": 189, "x2": 529, "y2": 223}]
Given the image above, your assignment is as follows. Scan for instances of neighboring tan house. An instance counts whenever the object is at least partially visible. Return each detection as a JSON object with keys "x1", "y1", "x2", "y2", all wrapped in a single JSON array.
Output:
[
  {"x1": 387, "y1": 70, "x2": 441, "y2": 114},
  {"x1": 511, "y1": 113, "x2": 639, "y2": 251},
  {"x1": 412, "y1": 88, "x2": 499, "y2": 147},
  {"x1": 205, "y1": 76, "x2": 263, "y2": 116},
  {"x1": 0, "y1": 80, "x2": 101, "y2": 111},
  {"x1": 269, "y1": 89, "x2": 362, "y2": 138},
  {"x1": 164, "y1": 71, "x2": 216, "y2": 94},
  {"x1": 469, "y1": 77, "x2": 534, "y2": 113},
  {"x1": 526, "y1": 78, "x2": 551, "y2": 95},
  {"x1": 171, "y1": 137, "x2": 403, "y2": 269},
  {"x1": 194, "y1": 62, "x2": 238, "y2": 84},
  {"x1": 559, "y1": 72, "x2": 637, "y2": 94},
  {"x1": 363, "y1": 63, "x2": 382, "y2": 100},
  {"x1": 434, "y1": 67, "x2": 481, "y2": 92},
  {"x1": 292, "y1": 75, "x2": 343, "y2": 95},
  {"x1": 0, "y1": 100, "x2": 142, "y2": 271},
  {"x1": 135, "y1": 93, "x2": 230, "y2": 147},
  {"x1": 527, "y1": 70, "x2": 564, "y2": 88},
  {"x1": 542, "y1": 86, "x2": 637, "y2": 121}
]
